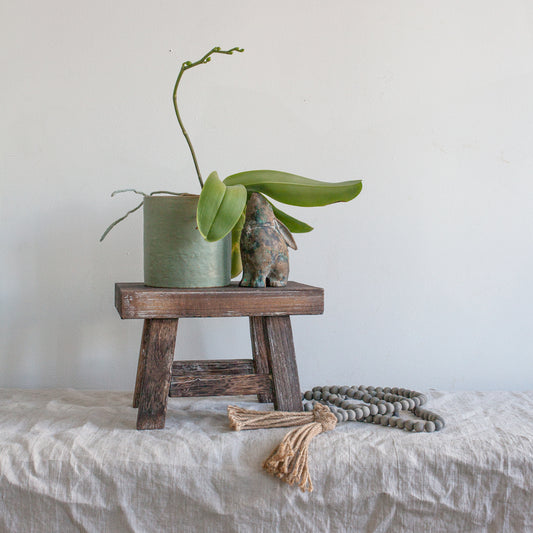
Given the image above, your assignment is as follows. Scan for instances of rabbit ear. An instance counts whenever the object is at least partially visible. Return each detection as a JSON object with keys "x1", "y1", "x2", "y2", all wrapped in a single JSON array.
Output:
[{"x1": 275, "y1": 219, "x2": 297, "y2": 250}]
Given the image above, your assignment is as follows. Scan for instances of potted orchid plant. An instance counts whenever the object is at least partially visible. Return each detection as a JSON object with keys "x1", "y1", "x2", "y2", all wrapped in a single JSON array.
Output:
[{"x1": 101, "y1": 46, "x2": 362, "y2": 287}]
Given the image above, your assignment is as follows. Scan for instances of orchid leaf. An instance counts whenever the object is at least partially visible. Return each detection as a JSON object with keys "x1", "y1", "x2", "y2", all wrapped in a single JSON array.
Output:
[
  {"x1": 224, "y1": 170, "x2": 362, "y2": 207},
  {"x1": 268, "y1": 202, "x2": 313, "y2": 233},
  {"x1": 197, "y1": 171, "x2": 247, "y2": 242},
  {"x1": 230, "y1": 210, "x2": 246, "y2": 278}
]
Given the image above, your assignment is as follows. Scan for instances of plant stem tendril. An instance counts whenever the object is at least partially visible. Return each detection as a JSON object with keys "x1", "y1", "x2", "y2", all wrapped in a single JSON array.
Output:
[{"x1": 172, "y1": 46, "x2": 244, "y2": 189}]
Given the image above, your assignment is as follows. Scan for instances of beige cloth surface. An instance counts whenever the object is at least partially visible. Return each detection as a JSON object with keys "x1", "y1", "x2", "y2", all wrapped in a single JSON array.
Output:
[{"x1": 0, "y1": 388, "x2": 532, "y2": 532}]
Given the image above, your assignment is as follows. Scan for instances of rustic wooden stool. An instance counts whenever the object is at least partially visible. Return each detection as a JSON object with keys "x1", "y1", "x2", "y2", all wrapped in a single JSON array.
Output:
[{"x1": 115, "y1": 282, "x2": 324, "y2": 430}]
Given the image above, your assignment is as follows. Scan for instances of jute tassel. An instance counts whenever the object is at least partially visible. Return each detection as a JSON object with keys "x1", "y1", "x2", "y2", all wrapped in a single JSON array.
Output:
[{"x1": 228, "y1": 403, "x2": 337, "y2": 492}]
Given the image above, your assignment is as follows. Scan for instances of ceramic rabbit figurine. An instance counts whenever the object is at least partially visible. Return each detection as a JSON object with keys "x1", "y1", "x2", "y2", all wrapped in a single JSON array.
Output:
[{"x1": 239, "y1": 193, "x2": 297, "y2": 288}]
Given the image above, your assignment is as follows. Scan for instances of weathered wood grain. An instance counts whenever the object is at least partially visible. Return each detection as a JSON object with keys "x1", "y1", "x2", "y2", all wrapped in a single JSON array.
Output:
[
  {"x1": 115, "y1": 281, "x2": 324, "y2": 319},
  {"x1": 249, "y1": 317, "x2": 274, "y2": 403},
  {"x1": 133, "y1": 319, "x2": 150, "y2": 408},
  {"x1": 172, "y1": 359, "x2": 254, "y2": 376},
  {"x1": 136, "y1": 319, "x2": 178, "y2": 430},
  {"x1": 264, "y1": 316, "x2": 303, "y2": 412},
  {"x1": 169, "y1": 373, "x2": 272, "y2": 397},
  {"x1": 122, "y1": 282, "x2": 317, "y2": 428}
]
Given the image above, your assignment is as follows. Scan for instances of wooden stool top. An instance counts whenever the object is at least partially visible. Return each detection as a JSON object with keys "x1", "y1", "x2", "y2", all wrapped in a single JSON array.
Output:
[{"x1": 115, "y1": 281, "x2": 324, "y2": 319}]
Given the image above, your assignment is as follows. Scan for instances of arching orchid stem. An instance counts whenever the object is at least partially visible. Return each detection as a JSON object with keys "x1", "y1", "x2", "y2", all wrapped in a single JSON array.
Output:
[{"x1": 172, "y1": 46, "x2": 244, "y2": 189}]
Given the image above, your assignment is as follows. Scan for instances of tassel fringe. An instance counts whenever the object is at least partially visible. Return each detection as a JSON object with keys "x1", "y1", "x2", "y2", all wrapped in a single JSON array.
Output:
[{"x1": 228, "y1": 403, "x2": 337, "y2": 492}]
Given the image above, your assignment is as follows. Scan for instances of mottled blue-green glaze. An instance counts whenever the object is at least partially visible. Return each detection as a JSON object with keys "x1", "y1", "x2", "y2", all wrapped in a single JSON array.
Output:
[
  {"x1": 240, "y1": 193, "x2": 297, "y2": 288},
  {"x1": 144, "y1": 195, "x2": 230, "y2": 288}
]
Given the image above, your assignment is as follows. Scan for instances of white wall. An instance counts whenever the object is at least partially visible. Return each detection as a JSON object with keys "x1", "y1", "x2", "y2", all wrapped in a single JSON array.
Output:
[{"x1": 1, "y1": 0, "x2": 532, "y2": 392}]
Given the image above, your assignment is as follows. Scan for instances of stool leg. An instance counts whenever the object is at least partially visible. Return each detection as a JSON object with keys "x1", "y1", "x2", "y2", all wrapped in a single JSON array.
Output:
[
  {"x1": 263, "y1": 315, "x2": 302, "y2": 412},
  {"x1": 133, "y1": 319, "x2": 150, "y2": 408},
  {"x1": 136, "y1": 318, "x2": 179, "y2": 430},
  {"x1": 249, "y1": 317, "x2": 274, "y2": 403}
]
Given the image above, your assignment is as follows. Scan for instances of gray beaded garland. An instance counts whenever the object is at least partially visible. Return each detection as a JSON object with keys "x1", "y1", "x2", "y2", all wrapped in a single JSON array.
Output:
[{"x1": 301, "y1": 385, "x2": 445, "y2": 434}]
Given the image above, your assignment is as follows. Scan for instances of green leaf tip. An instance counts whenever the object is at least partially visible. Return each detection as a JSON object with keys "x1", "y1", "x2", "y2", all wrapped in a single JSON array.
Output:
[
  {"x1": 197, "y1": 171, "x2": 247, "y2": 242},
  {"x1": 224, "y1": 170, "x2": 362, "y2": 207}
]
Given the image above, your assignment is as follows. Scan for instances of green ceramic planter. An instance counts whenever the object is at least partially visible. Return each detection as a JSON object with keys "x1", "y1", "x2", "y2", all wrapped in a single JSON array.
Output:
[{"x1": 143, "y1": 194, "x2": 231, "y2": 288}]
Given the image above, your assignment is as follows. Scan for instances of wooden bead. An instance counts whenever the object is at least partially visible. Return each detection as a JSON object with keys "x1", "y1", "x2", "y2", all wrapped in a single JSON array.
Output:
[
  {"x1": 425, "y1": 421, "x2": 436, "y2": 432},
  {"x1": 414, "y1": 421, "x2": 425, "y2": 432}
]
